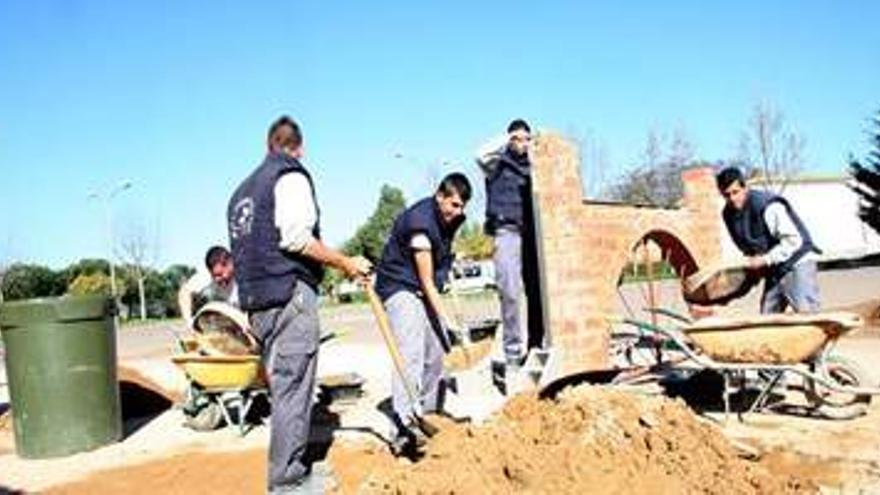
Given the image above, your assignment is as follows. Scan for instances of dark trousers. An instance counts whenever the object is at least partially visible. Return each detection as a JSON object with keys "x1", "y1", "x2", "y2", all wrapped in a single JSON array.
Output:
[{"x1": 521, "y1": 224, "x2": 545, "y2": 351}]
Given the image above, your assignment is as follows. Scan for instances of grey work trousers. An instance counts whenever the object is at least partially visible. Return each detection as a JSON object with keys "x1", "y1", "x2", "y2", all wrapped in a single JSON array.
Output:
[
  {"x1": 249, "y1": 281, "x2": 320, "y2": 490},
  {"x1": 761, "y1": 260, "x2": 821, "y2": 314},
  {"x1": 493, "y1": 228, "x2": 544, "y2": 361},
  {"x1": 386, "y1": 290, "x2": 445, "y2": 426}
]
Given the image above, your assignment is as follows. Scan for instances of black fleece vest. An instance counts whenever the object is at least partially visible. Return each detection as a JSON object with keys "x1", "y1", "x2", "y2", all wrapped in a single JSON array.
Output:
[
  {"x1": 227, "y1": 152, "x2": 324, "y2": 311},
  {"x1": 374, "y1": 197, "x2": 464, "y2": 301},
  {"x1": 485, "y1": 149, "x2": 531, "y2": 234},
  {"x1": 723, "y1": 189, "x2": 819, "y2": 278}
]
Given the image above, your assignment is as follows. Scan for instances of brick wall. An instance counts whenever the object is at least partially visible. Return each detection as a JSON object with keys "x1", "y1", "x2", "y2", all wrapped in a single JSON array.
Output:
[{"x1": 531, "y1": 133, "x2": 724, "y2": 375}]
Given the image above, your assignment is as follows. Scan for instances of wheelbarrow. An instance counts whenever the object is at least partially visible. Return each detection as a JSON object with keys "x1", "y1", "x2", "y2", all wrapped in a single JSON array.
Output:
[
  {"x1": 172, "y1": 302, "x2": 349, "y2": 435},
  {"x1": 613, "y1": 310, "x2": 880, "y2": 421},
  {"x1": 172, "y1": 351, "x2": 268, "y2": 435},
  {"x1": 172, "y1": 302, "x2": 268, "y2": 436}
]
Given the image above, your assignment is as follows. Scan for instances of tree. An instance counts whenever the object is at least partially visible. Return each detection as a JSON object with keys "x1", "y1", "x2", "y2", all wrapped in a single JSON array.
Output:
[
  {"x1": 849, "y1": 109, "x2": 880, "y2": 235},
  {"x1": 342, "y1": 185, "x2": 407, "y2": 262},
  {"x1": 0, "y1": 234, "x2": 14, "y2": 303},
  {"x1": 321, "y1": 185, "x2": 406, "y2": 298},
  {"x1": 60, "y1": 258, "x2": 110, "y2": 289},
  {"x1": 142, "y1": 269, "x2": 173, "y2": 318},
  {"x1": 1, "y1": 263, "x2": 66, "y2": 301},
  {"x1": 163, "y1": 264, "x2": 196, "y2": 290},
  {"x1": 739, "y1": 99, "x2": 805, "y2": 191},
  {"x1": 118, "y1": 217, "x2": 158, "y2": 320},
  {"x1": 68, "y1": 272, "x2": 113, "y2": 296},
  {"x1": 607, "y1": 129, "x2": 695, "y2": 207},
  {"x1": 161, "y1": 264, "x2": 196, "y2": 317},
  {"x1": 454, "y1": 221, "x2": 493, "y2": 260}
]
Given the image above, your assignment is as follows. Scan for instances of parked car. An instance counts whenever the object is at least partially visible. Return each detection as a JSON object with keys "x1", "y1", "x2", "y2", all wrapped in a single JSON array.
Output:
[
  {"x1": 335, "y1": 280, "x2": 364, "y2": 303},
  {"x1": 449, "y1": 260, "x2": 496, "y2": 293}
]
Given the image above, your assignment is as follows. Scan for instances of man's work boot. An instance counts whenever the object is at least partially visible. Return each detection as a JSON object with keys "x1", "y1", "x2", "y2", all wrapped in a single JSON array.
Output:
[{"x1": 390, "y1": 421, "x2": 427, "y2": 457}]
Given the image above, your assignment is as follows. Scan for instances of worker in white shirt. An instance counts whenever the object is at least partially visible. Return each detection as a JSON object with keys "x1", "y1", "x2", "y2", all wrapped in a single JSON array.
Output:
[
  {"x1": 227, "y1": 115, "x2": 371, "y2": 493},
  {"x1": 716, "y1": 167, "x2": 821, "y2": 313},
  {"x1": 177, "y1": 245, "x2": 238, "y2": 327}
]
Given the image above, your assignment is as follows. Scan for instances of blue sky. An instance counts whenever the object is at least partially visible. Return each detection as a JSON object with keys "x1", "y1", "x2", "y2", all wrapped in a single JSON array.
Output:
[{"x1": 1, "y1": 1, "x2": 878, "y2": 269}]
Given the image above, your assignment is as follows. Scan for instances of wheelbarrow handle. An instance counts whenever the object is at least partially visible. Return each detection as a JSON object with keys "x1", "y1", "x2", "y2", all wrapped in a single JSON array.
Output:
[{"x1": 644, "y1": 307, "x2": 693, "y2": 324}]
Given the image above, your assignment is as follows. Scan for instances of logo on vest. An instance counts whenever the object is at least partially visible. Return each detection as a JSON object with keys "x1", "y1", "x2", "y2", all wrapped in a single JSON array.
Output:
[{"x1": 230, "y1": 197, "x2": 254, "y2": 240}]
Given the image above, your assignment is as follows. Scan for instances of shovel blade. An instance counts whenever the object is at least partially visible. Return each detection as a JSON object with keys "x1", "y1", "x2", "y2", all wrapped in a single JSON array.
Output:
[{"x1": 443, "y1": 339, "x2": 494, "y2": 372}]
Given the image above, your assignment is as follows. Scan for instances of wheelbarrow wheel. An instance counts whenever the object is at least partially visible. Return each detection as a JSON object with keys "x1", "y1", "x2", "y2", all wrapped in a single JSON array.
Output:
[
  {"x1": 805, "y1": 355, "x2": 871, "y2": 420},
  {"x1": 182, "y1": 387, "x2": 225, "y2": 431},
  {"x1": 184, "y1": 401, "x2": 224, "y2": 431}
]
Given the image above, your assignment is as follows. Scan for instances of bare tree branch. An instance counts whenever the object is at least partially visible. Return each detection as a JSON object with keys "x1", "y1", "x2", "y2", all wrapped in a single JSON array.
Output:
[
  {"x1": 668, "y1": 127, "x2": 695, "y2": 169},
  {"x1": 570, "y1": 127, "x2": 610, "y2": 199},
  {"x1": 744, "y1": 99, "x2": 805, "y2": 191},
  {"x1": 607, "y1": 128, "x2": 695, "y2": 207},
  {"x1": 117, "y1": 216, "x2": 157, "y2": 320}
]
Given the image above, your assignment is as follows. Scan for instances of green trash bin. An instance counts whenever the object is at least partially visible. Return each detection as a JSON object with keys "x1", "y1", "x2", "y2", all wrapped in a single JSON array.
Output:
[{"x1": 0, "y1": 295, "x2": 122, "y2": 458}]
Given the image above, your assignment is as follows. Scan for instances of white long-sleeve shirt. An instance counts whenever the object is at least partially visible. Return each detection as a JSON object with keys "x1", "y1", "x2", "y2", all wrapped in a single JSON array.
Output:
[
  {"x1": 180, "y1": 268, "x2": 238, "y2": 305},
  {"x1": 474, "y1": 134, "x2": 509, "y2": 175},
  {"x1": 274, "y1": 171, "x2": 318, "y2": 253},
  {"x1": 762, "y1": 202, "x2": 815, "y2": 266}
]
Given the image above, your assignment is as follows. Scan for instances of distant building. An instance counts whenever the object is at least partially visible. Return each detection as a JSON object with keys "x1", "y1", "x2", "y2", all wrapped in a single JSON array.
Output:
[{"x1": 719, "y1": 175, "x2": 880, "y2": 263}]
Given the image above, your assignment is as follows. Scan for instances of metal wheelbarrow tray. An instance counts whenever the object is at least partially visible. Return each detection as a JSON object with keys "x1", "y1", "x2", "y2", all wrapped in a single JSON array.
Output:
[
  {"x1": 173, "y1": 302, "x2": 268, "y2": 436},
  {"x1": 682, "y1": 312, "x2": 860, "y2": 364},
  {"x1": 171, "y1": 353, "x2": 266, "y2": 392},
  {"x1": 172, "y1": 353, "x2": 268, "y2": 435},
  {"x1": 617, "y1": 311, "x2": 880, "y2": 421}
]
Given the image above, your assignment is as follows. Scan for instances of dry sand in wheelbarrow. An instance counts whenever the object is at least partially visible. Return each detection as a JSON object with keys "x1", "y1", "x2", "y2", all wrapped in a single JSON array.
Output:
[{"x1": 328, "y1": 387, "x2": 817, "y2": 494}]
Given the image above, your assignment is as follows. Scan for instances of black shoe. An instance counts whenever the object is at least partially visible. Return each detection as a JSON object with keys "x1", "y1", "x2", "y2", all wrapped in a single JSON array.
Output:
[{"x1": 390, "y1": 423, "x2": 427, "y2": 457}]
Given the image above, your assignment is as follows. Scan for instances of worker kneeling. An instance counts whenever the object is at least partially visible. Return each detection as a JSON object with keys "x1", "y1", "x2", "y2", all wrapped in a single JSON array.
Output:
[{"x1": 374, "y1": 173, "x2": 471, "y2": 454}]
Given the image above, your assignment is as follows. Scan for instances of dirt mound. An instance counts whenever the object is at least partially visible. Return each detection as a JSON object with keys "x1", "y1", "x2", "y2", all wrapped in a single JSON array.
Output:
[
  {"x1": 43, "y1": 449, "x2": 266, "y2": 494},
  {"x1": 329, "y1": 387, "x2": 817, "y2": 494}
]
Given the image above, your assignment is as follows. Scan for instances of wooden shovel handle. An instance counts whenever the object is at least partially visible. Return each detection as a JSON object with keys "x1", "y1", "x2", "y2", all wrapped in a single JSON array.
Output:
[{"x1": 364, "y1": 284, "x2": 421, "y2": 406}]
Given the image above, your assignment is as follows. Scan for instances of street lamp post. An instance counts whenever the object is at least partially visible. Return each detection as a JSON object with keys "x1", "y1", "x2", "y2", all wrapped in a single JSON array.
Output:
[{"x1": 89, "y1": 181, "x2": 132, "y2": 304}]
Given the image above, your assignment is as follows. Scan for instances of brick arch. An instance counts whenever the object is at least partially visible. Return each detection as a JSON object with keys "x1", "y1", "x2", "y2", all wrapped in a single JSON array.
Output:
[
  {"x1": 530, "y1": 133, "x2": 725, "y2": 380},
  {"x1": 611, "y1": 229, "x2": 701, "y2": 285}
]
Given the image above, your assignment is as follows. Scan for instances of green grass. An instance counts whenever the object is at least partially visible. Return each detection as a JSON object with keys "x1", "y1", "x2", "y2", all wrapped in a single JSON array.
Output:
[{"x1": 618, "y1": 261, "x2": 679, "y2": 284}]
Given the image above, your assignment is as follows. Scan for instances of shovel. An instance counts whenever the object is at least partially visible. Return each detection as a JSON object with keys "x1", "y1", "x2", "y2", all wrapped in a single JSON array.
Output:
[
  {"x1": 437, "y1": 281, "x2": 500, "y2": 372},
  {"x1": 364, "y1": 284, "x2": 440, "y2": 437}
]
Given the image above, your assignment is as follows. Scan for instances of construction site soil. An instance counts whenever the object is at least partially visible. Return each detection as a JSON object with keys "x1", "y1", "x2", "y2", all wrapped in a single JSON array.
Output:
[
  {"x1": 13, "y1": 387, "x2": 824, "y2": 495},
  {"x1": 327, "y1": 387, "x2": 815, "y2": 495},
  {"x1": 4, "y1": 293, "x2": 879, "y2": 494}
]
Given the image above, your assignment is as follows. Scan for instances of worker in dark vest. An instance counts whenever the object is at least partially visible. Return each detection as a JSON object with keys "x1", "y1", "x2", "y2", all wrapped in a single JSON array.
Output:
[
  {"x1": 374, "y1": 173, "x2": 471, "y2": 454},
  {"x1": 227, "y1": 116, "x2": 371, "y2": 493},
  {"x1": 476, "y1": 119, "x2": 545, "y2": 371},
  {"x1": 716, "y1": 166, "x2": 821, "y2": 313}
]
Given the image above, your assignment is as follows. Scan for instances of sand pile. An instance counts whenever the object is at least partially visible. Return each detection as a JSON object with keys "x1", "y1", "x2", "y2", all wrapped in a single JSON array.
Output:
[{"x1": 328, "y1": 387, "x2": 816, "y2": 494}]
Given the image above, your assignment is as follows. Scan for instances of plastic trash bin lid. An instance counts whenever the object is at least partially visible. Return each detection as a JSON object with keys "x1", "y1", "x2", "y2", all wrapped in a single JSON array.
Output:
[{"x1": 0, "y1": 295, "x2": 111, "y2": 328}]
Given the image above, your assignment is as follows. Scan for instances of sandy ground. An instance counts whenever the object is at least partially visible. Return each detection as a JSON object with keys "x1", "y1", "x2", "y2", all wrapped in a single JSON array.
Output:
[{"x1": 1, "y1": 266, "x2": 879, "y2": 493}]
